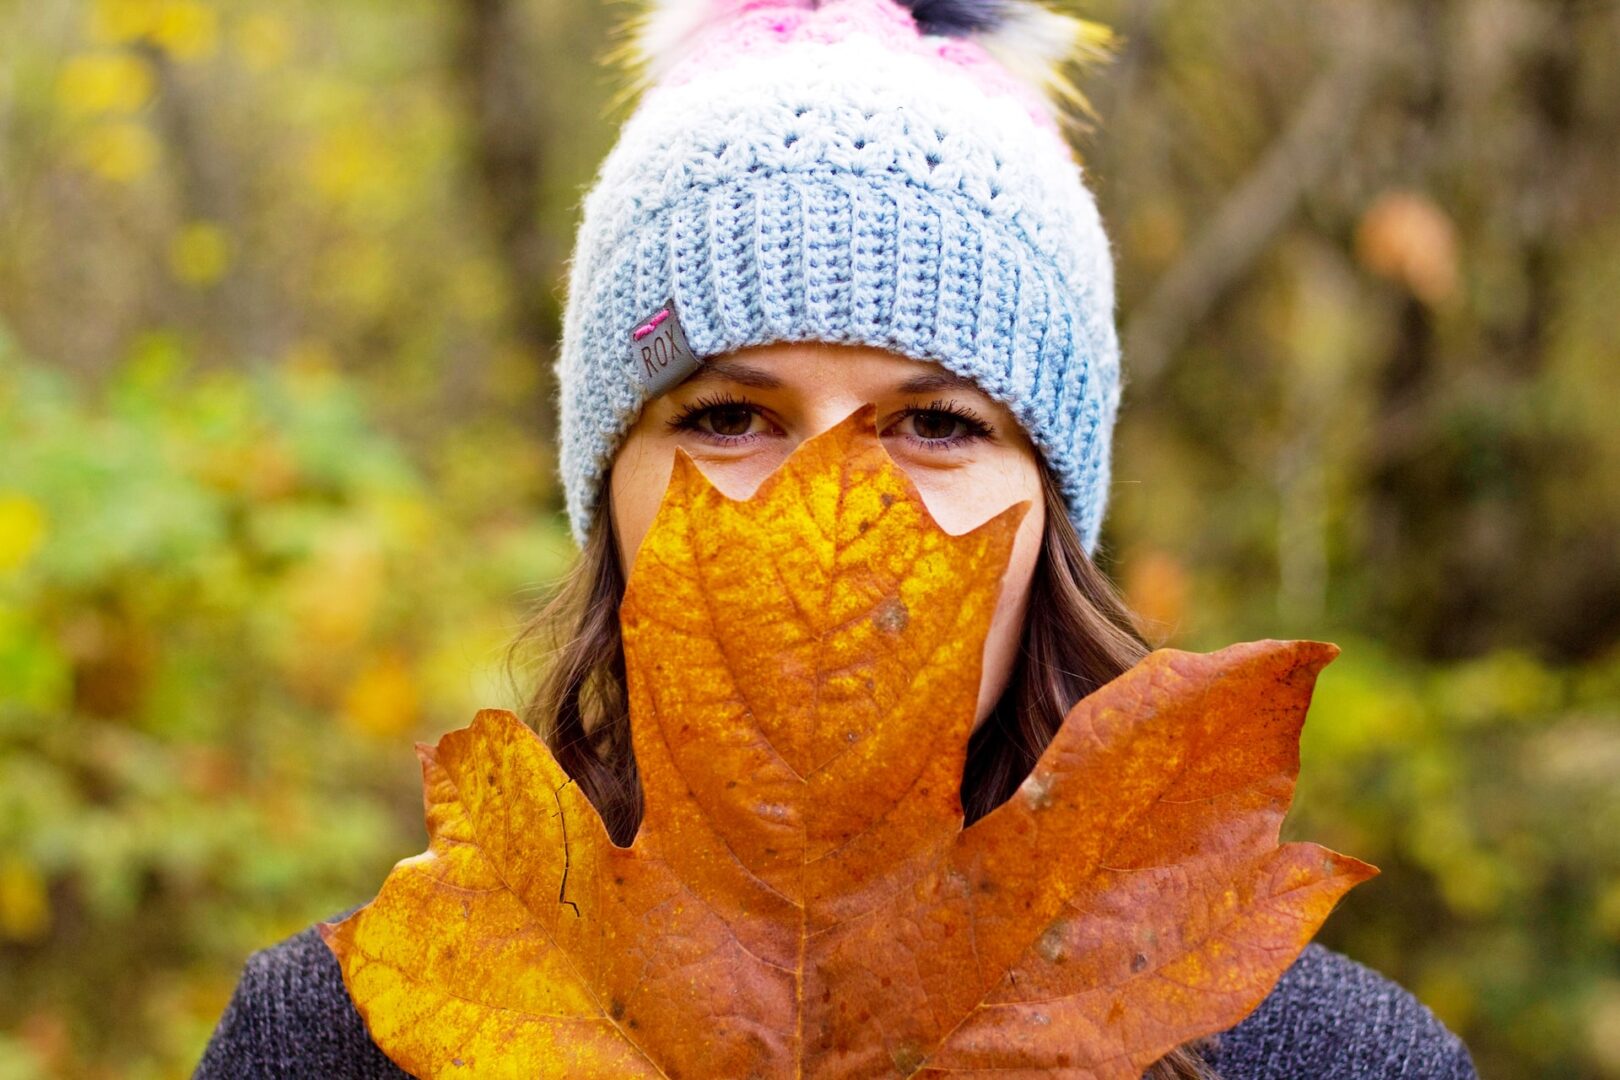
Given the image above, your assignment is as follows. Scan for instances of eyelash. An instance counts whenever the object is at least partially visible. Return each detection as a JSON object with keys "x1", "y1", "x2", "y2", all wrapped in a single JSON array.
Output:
[{"x1": 665, "y1": 393, "x2": 993, "y2": 450}]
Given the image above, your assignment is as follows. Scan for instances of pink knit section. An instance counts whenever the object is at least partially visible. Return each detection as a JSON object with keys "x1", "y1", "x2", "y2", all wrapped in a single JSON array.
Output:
[{"x1": 651, "y1": 0, "x2": 1062, "y2": 135}]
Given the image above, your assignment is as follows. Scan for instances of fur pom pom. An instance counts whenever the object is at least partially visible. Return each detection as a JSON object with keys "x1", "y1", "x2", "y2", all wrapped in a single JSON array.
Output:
[
  {"x1": 901, "y1": 0, "x2": 1012, "y2": 36},
  {"x1": 602, "y1": 0, "x2": 761, "y2": 108},
  {"x1": 973, "y1": 1, "x2": 1115, "y2": 121},
  {"x1": 603, "y1": 0, "x2": 1115, "y2": 121}
]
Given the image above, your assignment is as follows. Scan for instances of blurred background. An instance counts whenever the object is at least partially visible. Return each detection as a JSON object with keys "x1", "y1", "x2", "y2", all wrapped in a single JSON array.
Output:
[{"x1": 0, "y1": 0, "x2": 1615, "y2": 1076}]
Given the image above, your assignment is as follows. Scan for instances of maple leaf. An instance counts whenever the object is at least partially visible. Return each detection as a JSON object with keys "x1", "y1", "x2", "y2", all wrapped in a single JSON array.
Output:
[{"x1": 320, "y1": 405, "x2": 1377, "y2": 1079}]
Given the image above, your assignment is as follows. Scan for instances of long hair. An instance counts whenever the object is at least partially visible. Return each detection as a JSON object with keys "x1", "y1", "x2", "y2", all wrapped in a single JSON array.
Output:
[{"x1": 504, "y1": 462, "x2": 1222, "y2": 1080}]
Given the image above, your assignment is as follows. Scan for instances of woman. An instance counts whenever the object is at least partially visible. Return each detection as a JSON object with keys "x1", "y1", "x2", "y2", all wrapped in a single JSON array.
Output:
[{"x1": 198, "y1": 0, "x2": 1478, "y2": 1076}]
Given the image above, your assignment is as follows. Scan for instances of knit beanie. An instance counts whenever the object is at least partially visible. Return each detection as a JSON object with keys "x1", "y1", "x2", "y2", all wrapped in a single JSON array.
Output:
[{"x1": 556, "y1": 0, "x2": 1123, "y2": 555}]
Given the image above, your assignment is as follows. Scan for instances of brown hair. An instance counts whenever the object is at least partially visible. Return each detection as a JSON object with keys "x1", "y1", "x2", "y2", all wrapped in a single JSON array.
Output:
[{"x1": 504, "y1": 463, "x2": 1221, "y2": 1080}]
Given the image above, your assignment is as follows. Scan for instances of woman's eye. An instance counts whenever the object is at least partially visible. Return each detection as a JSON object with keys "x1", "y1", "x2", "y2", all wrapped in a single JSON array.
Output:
[
  {"x1": 667, "y1": 398, "x2": 774, "y2": 442},
  {"x1": 700, "y1": 404, "x2": 757, "y2": 437},
  {"x1": 892, "y1": 407, "x2": 991, "y2": 446},
  {"x1": 907, "y1": 410, "x2": 969, "y2": 441}
]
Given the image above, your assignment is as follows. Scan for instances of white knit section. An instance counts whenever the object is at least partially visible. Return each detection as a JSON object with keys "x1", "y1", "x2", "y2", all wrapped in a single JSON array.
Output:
[{"x1": 573, "y1": 30, "x2": 1115, "y2": 304}]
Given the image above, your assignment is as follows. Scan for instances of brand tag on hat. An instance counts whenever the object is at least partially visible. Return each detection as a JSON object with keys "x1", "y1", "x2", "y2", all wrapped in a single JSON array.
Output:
[{"x1": 629, "y1": 297, "x2": 702, "y2": 398}]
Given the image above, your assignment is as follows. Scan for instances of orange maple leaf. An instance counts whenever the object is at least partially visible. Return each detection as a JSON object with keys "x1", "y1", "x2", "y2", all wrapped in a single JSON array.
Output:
[{"x1": 320, "y1": 406, "x2": 1376, "y2": 1078}]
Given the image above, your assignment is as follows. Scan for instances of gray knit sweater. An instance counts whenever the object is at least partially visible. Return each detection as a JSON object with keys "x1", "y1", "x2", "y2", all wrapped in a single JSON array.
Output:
[{"x1": 194, "y1": 904, "x2": 1478, "y2": 1078}]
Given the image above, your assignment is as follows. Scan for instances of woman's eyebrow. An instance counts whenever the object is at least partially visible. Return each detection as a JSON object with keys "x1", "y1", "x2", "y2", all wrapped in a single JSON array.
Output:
[
  {"x1": 895, "y1": 370, "x2": 981, "y2": 395},
  {"x1": 682, "y1": 359, "x2": 783, "y2": 390}
]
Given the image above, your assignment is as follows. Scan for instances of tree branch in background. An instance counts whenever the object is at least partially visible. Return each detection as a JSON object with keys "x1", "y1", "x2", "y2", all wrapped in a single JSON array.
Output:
[
  {"x1": 1122, "y1": 2, "x2": 1385, "y2": 392},
  {"x1": 452, "y1": 0, "x2": 558, "y2": 445},
  {"x1": 137, "y1": 42, "x2": 273, "y2": 361}
]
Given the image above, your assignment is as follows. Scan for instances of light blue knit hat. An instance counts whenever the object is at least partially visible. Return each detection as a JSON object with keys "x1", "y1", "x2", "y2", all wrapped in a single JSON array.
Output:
[{"x1": 556, "y1": 0, "x2": 1123, "y2": 554}]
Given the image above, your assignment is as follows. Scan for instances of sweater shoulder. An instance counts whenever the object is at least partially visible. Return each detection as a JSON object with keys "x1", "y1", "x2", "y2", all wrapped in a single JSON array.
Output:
[
  {"x1": 1206, "y1": 941, "x2": 1478, "y2": 1080},
  {"x1": 193, "y1": 906, "x2": 409, "y2": 1079}
]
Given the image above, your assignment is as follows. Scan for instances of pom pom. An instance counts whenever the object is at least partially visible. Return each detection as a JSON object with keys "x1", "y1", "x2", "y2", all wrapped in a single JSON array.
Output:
[
  {"x1": 899, "y1": 0, "x2": 1012, "y2": 36},
  {"x1": 603, "y1": 0, "x2": 1115, "y2": 123},
  {"x1": 973, "y1": 1, "x2": 1115, "y2": 122},
  {"x1": 602, "y1": 0, "x2": 766, "y2": 106}
]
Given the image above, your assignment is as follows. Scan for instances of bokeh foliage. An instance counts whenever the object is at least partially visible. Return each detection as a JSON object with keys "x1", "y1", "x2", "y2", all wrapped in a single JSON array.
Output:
[
  {"x1": 0, "y1": 0, "x2": 1617, "y2": 1078},
  {"x1": 0, "y1": 333, "x2": 573, "y2": 1077}
]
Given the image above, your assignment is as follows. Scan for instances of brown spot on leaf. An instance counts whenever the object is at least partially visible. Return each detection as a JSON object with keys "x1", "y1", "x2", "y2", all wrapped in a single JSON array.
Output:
[
  {"x1": 1036, "y1": 921, "x2": 1067, "y2": 964},
  {"x1": 890, "y1": 1044, "x2": 925, "y2": 1073},
  {"x1": 1020, "y1": 773, "x2": 1053, "y2": 810},
  {"x1": 872, "y1": 596, "x2": 908, "y2": 634}
]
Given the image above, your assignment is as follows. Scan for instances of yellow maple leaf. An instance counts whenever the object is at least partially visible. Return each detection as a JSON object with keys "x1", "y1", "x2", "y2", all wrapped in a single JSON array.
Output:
[{"x1": 322, "y1": 406, "x2": 1375, "y2": 1077}]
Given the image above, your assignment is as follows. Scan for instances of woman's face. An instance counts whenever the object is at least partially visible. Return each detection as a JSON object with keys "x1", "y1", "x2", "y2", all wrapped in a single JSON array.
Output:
[{"x1": 609, "y1": 341, "x2": 1046, "y2": 731}]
